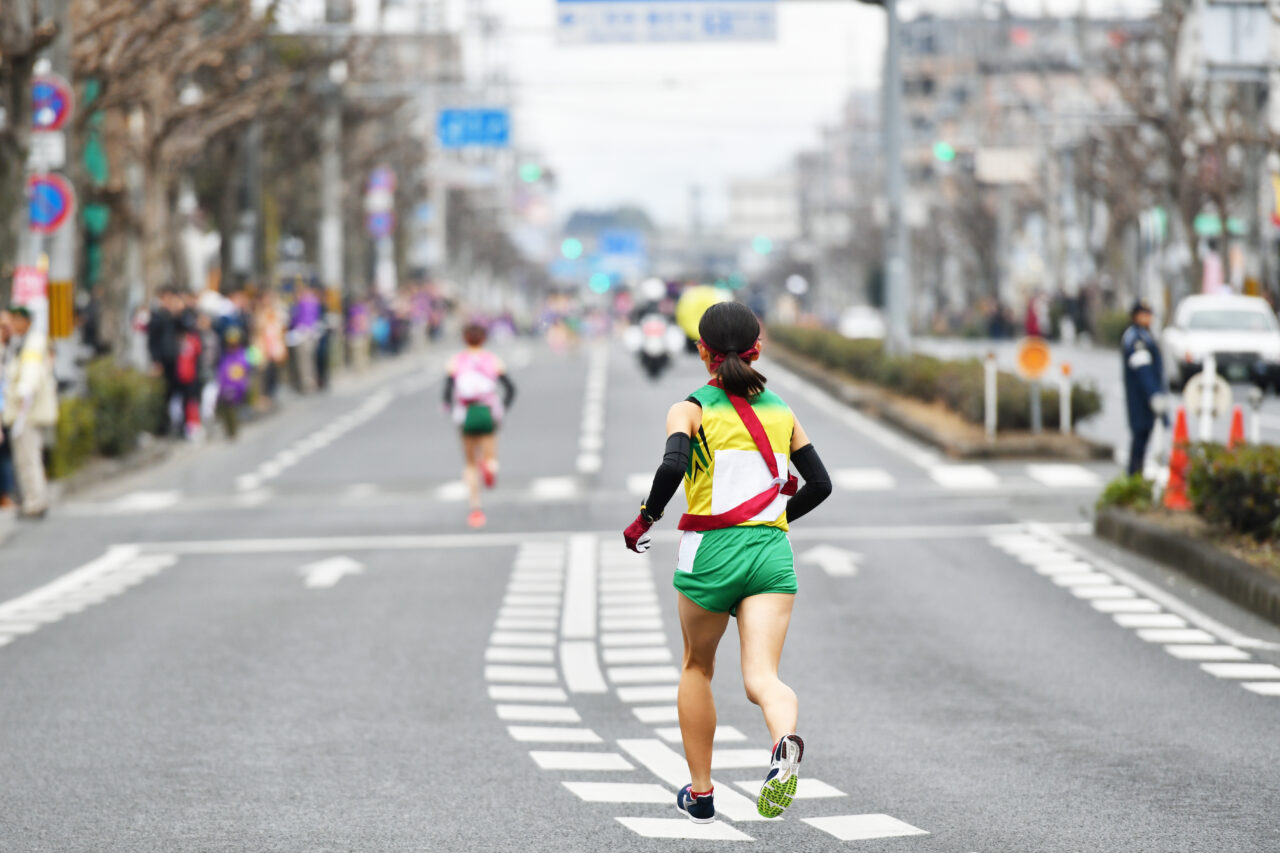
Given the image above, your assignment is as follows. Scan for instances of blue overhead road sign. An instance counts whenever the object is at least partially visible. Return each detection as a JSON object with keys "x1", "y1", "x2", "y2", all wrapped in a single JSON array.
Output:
[
  {"x1": 437, "y1": 108, "x2": 511, "y2": 149},
  {"x1": 557, "y1": 0, "x2": 777, "y2": 44}
]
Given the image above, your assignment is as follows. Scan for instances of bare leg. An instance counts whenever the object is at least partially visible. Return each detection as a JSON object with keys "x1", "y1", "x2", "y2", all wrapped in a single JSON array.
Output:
[
  {"x1": 479, "y1": 433, "x2": 498, "y2": 480},
  {"x1": 737, "y1": 593, "x2": 798, "y2": 744},
  {"x1": 677, "y1": 592, "x2": 731, "y2": 792},
  {"x1": 461, "y1": 435, "x2": 481, "y2": 509}
]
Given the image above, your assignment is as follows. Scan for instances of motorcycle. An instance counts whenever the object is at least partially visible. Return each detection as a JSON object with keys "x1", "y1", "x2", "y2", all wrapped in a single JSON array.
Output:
[{"x1": 624, "y1": 312, "x2": 685, "y2": 381}]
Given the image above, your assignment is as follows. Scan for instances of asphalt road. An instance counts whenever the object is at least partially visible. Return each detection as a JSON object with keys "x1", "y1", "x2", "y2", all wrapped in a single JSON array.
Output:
[{"x1": 1, "y1": 337, "x2": 1278, "y2": 852}]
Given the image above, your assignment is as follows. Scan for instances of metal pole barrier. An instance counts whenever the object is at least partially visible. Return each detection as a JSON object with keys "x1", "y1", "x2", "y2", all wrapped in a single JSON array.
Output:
[
  {"x1": 1199, "y1": 353, "x2": 1217, "y2": 442},
  {"x1": 1249, "y1": 386, "x2": 1264, "y2": 445},
  {"x1": 1059, "y1": 363, "x2": 1072, "y2": 435},
  {"x1": 1030, "y1": 380, "x2": 1043, "y2": 434},
  {"x1": 985, "y1": 352, "x2": 997, "y2": 443}
]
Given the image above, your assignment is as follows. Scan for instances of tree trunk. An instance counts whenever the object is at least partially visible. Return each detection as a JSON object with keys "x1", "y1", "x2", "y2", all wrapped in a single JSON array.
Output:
[{"x1": 0, "y1": 56, "x2": 35, "y2": 299}]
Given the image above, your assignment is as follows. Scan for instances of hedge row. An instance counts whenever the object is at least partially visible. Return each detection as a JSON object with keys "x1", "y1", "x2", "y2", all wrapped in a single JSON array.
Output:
[
  {"x1": 1188, "y1": 444, "x2": 1280, "y2": 541},
  {"x1": 768, "y1": 325, "x2": 1102, "y2": 431},
  {"x1": 49, "y1": 359, "x2": 164, "y2": 480}
]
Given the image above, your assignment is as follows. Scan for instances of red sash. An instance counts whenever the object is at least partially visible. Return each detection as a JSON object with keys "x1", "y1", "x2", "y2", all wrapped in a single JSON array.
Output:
[{"x1": 678, "y1": 390, "x2": 797, "y2": 532}]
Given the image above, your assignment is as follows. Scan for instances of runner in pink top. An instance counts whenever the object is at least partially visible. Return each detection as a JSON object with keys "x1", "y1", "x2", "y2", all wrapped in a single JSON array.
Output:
[{"x1": 444, "y1": 322, "x2": 516, "y2": 528}]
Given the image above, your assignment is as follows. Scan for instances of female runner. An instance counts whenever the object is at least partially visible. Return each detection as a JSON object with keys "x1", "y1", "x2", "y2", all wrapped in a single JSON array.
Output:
[
  {"x1": 623, "y1": 301, "x2": 832, "y2": 823},
  {"x1": 444, "y1": 322, "x2": 515, "y2": 528}
]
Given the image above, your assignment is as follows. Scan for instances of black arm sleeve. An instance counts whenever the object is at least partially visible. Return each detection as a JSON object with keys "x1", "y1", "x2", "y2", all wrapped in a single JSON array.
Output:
[
  {"x1": 498, "y1": 374, "x2": 516, "y2": 409},
  {"x1": 442, "y1": 376, "x2": 455, "y2": 406},
  {"x1": 641, "y1": 433, "x2": 691, "y2": 521},
  {"x1": 786, "y1": 444, "x2": 832, "y2": 523}
]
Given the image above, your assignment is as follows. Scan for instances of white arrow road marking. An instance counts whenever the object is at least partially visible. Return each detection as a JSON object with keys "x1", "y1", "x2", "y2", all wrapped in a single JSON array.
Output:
[
  {"x1": 800, "y1": 545, "x2": 862, "y2": 577},
  {"x1": 298, "y1": 556, "x2": 365, "y2": 590}
]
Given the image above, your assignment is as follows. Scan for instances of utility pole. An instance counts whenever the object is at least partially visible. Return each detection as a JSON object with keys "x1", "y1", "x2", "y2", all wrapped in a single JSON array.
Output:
[
  {"x1": 857, "y1": 0, "x2": 910, "y2": 354},
  {"x1": 317, "y1": 0, "x2": 348, "y2": 304}
]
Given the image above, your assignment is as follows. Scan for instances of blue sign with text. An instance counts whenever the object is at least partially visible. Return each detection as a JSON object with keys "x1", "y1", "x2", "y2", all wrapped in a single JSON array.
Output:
[
  {"x1": 437, "y1": 109, "x2": 511, "y2": 149},
  {"x1": 557, "y1": 1, "x2": 777, "y2": 44}
]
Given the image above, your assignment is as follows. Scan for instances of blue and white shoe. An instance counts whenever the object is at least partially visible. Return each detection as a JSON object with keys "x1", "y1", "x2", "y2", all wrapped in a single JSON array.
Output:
[
  {"x1": 757, "y1": 734, "x2": 804, "y2": 818},
  {"x1": 676, "y1": 784, "x2": 716, "y2": 823}
]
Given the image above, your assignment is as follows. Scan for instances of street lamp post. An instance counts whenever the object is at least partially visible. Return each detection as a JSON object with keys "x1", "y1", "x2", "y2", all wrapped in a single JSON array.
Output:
[{"x1": 856, "y1": 0, "x2": 910, "y2": 355}]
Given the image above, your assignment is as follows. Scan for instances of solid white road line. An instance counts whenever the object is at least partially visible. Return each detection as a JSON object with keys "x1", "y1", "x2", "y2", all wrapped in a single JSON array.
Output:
[
  {"x1": 601, "y1": 632, "x2": 667, "y2": 646},
  {"x1": 562, "y1": 534, "x2": 597, "y2": 640},
  {"x1": 507, "y1": 726, "x2": 601, "y2": 743},
  {"x1": 655, "y1": 725, "x2": 746, "y2": 743},
  {"x1": 1025, "y1": 464, "x2": 1102, "y2": 488},
  {"x1": 490, "y1": 631, "x2": 556, "y2": 646},
  {"x1": 484, "y1": 665, "x2": 559, "y2": 683},
  {"x1": 109, "y1": 490, "x2": 182, "y2": 513},
  {"x1": 1163, "y1": 645, "x2": 1252, "y2": 661},
  {"x1": 562, "y1": 782, "x2": 671, "y2": 804},
  {"x1": 608, "y1": 665, "x2": 680, "y2": 684},
  {"x1": 486, "y1": 647, "x2": 555, "y2": 664},
  {"x1": 803, "y1": 814, "x2": 930, "y2": 841},
  {"x1": 560, "y1": 640, "x2": 608, "y2": 694},
  {"x1": 617, "y1": 739, "x2": 767, "y2": 821},
  {"x1": 530, "y1": 751, "x2": 632, "y2": 771},
  {"x1": 614, "y1": 818, "x2": 753, "y2": 841},
  {"x1": 617, "y1": 685, "x2": 680, "y2": 703},
  {"x1": 732, "y1": 779, "x2": 846, "y2": 799},
  {"x1": 488, "y1": 685, "x2": 568, "y2": 703},
  {"x1": 1200, "y1": 663, "x2": 1280, "y2": 679},
  {"x1": 929, "y1": 465, "x2": 999, "y2": 490},
  {"x1": 603, "y1": 647, "x2": 673, "y2": 665},
  {"x1": 632, "y1": 705, "x2": 681, "y2": 724},
  {"x1": 495, "y1": 705, "x2": 582, "y2": 723},
  {"x1": 833, "y1": 468, "x2": 896, "y2": 491}
]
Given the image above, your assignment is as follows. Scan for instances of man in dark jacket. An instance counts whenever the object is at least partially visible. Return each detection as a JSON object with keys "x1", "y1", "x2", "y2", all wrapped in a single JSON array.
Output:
[{"x1": 1121, "y1": 298, "x2": 1167, "y2": 476}]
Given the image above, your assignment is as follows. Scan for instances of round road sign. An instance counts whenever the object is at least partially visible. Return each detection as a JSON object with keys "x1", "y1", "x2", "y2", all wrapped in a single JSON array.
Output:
[
  {"x1": 1182, "y1": 372, "x2": 1233, "y2": 418},
  {"x1": 32, "y1": 75, "x2": 74, "y2": 131},
  {"x1": 1016, "y1": 336, "x2": 1052, "y2": 381},
  {"x1": 27, "y1": 173, "x2": 76, "y2": 235}
]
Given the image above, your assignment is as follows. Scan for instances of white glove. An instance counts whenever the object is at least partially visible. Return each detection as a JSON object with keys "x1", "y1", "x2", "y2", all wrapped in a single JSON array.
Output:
[{"x1": 1150, "y1": 395, "x2": 1168, "y2": 415}]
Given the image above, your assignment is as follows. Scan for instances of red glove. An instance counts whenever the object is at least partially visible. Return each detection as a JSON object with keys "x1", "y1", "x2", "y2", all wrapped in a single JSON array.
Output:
[{"x1": 623, "y1": 513, "x2": 654, "y2": 553}]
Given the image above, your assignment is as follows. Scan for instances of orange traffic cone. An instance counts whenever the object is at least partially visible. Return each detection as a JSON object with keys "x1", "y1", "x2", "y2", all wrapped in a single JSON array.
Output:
[
  {"x1": 1228, "y1": 404, "x2": 1246, "y2": 449},
  {"x1": 1164, "y1": 406, "x2": 1192, "y2": 511}
]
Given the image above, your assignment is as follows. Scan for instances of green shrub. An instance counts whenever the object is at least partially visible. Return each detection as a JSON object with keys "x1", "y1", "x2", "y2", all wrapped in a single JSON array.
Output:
[
  {"x1": 49, "y1": 397, "x2": 96, "y2": 480},
  {"x1": 1096, "y1": 473, "x2": 1154, "y2": 512},
  {"x1": 1187, "y1": 444, "x2": 1280, "y2": 541},
  {"x1": 1095, "y1": 310, "x2": 1130, "y2": 348},
  {"x1": 768, "y1": 325, "x2": 1103, "y2": 430},
  {"x1": 85, "y1": 358, "x2": 163, "y2": 457}
]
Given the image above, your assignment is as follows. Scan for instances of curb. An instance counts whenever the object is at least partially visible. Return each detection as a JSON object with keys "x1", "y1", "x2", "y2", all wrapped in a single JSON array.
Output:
[
  {"x1": 1095, "y1": 507, "x2": 1280, "y2": 628},
  {"x1": 769, "y1": 343, "x2": 1113, "y2": 461}
]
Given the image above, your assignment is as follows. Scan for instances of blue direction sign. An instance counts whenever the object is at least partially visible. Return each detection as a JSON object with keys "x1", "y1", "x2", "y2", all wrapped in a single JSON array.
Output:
[
  {"x1": 27, "y1": 174, "x2": 75, "y2": 235},
  {"x1": 32, "y1": 74, "x2": 73, "y2": 131},
  {"x1": 437, "y1": 109, "x2": 511, "y2": 149},
  {"x1": 557, "y1": 0, "x2": 777, "y2": 44}
]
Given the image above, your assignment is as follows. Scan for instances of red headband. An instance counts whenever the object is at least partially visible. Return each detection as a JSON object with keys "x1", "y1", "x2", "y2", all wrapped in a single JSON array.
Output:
[{"x1": 699, "y1": 338, "x2": 760, "y2": 370}]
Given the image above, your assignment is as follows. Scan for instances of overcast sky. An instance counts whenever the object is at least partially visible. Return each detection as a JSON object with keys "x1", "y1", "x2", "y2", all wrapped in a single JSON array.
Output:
[{"x1": 485, "y1": 0, "x2": 1159, "y2": 227}]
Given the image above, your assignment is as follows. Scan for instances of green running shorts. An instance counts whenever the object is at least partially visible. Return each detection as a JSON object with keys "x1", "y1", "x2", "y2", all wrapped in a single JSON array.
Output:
[{"x1": 673, "y1": 525, "x2": 797, "y2": 615}]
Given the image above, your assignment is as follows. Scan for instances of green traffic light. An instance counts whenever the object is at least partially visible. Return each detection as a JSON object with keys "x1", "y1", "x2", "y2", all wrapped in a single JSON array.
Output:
[
  {"x1": 588, "y1": 272, "x2": 612, "y2": 294},
  {"x1": 561, "y1": 238, "x2": 584, "y2": 260},
  {"x1": 520, "y1": 163, "x2": 543, "y2": 183},
  {"x1": 933, "y1": 141, "x2": 956, "y2": 162},
  {"x1": 751, "y1": 236, "x2": 773, "y2": 256}
]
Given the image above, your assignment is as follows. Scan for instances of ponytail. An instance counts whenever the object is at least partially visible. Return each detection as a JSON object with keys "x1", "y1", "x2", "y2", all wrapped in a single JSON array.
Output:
[{"x1": 715, "y1": 353, "x2": 766, "y2": 398}]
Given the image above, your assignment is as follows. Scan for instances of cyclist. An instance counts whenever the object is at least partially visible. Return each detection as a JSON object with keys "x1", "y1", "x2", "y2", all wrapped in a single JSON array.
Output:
[
  {"x1": 444, "y1": 322, "x2": 515, "y2": 528},
  {"x1": 623, "y1": 301, "x2": 832, "y2": 823}
]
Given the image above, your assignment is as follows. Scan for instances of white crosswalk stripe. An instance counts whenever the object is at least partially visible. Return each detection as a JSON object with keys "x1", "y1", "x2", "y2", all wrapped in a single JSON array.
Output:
[
  {"x1": 930, "y1": 464, "x2": 999, "y2": 489},
  {"x1": 832, "y1": 468, "x2": 896, "y2": 490},
  {"x1": 1026, "y1": 463, "x2": 1102, "y2": 488}
]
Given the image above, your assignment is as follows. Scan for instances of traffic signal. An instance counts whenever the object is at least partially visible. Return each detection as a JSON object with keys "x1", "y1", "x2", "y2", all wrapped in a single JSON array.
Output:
[
  {"x1": 933, "y1": 141, "x2": 956, "y2": 162},
  {"x1": 751, "y1": 236, "x2": 773, "y2": 256},
  {"x1": 519, "y1": 163, "x2": 543, "y2": 183},
  {"x1": 561, "y1": 237, "x2": 584, "y2": 260},
  {"x1": 588, "y1": 272, "x2": 611, "y2": 294}
]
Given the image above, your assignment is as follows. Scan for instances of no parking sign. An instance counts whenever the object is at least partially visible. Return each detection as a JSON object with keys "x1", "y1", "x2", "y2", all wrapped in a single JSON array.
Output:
[
  {"x1": 27, "y1": 173, "x2": 76, "y2": 235},
  {"x1": 32, "y1": 75, "x2": 74, "y2": 131}
]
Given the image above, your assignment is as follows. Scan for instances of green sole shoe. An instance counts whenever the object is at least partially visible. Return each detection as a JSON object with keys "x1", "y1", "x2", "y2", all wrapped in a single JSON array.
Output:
[{"x1": 757, "y1": 773, "x2": 799, "y2": 818}]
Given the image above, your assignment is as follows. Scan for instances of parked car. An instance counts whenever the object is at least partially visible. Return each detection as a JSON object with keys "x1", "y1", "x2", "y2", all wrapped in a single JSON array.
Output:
[
  {"x1": 838, "y1": 306, "x2": 887, "y2": 341},
  {"x1": 1161, "y1": 294, "x2": 1280, "y2": 391}
]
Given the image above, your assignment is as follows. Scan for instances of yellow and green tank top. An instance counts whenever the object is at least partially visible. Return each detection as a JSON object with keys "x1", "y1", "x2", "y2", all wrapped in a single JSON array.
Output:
[{"x1": 684, "y1": 384, "x2": 795, "y2": 532}]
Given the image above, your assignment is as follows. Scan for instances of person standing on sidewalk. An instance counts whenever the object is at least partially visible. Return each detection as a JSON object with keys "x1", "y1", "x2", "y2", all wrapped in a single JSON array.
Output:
[
  {"x1": 3, "y1": 306, "x2": 56, "y2": 519},
  {"x1": 1121, "y1": 298, "x2": 1167, "y2": 476},
  {"x1": 0, "y1": 308, "x2": 16, "y2": 509}
]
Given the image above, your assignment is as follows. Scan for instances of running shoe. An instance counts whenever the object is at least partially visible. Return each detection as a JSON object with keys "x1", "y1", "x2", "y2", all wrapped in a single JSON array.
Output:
[
  {"x1": 481, "y1": 461, "x2": 497, "y2": 489},
  {"x1": 467, "y1": 509, "x2": 486, "y2": 528},
  {"x1": 757, "y1": 734, "x2": 804, "y2": 818},
  {"x1": 676, "y1": 784, "x2": 715, "y2": 824}
]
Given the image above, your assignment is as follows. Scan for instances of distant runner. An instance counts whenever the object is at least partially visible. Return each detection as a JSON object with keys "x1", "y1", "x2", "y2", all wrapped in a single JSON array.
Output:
[
  {"x1": 623, "y1": 302, "x2": 832, "y2": 823},
  {"x1": 445, "y1": 322, "x2": 516, "y2": 529}
]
